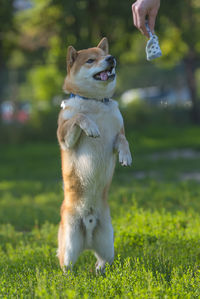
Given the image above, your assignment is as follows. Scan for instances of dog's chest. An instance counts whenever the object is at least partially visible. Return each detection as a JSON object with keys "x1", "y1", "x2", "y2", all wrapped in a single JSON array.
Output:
[
  {"x1": 79, "y1": 100, "x2": 123, "y2": 151},
  {"x1": 90, "y1": 102, "x2": 122, "y2": 140},
  {"x1": 63, "y1": 98, "x2": 123, "y2": 143},
  {"x1": 65, "y1": 99, "x2": 122, "y2": 190}
]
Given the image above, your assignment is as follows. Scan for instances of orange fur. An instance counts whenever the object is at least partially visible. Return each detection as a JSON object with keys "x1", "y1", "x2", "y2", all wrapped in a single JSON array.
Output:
[
  {"x1": 102, "y1": 183, "x2": 111, "y2": 203},
  {"x1": 58, "y1": 222, "x2": 65, "y2": 267}
]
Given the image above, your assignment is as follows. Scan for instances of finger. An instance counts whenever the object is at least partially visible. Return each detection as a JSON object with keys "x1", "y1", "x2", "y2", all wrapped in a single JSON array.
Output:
[
  {"x1": 139, "y1": 23, "x2": 149, "y2": 37},
  {"x1": 148, "y1": 10, "x2": 157, "y2": 33},
  {"x1": 132, "y1": 4, "x2": 143, "y2": 36},
  {"x1": 132, "y1": 4, "x2": 137, "y2": 27},
  {"x1": 136, "y1": 8, "x2": 149, "y2": 37}
]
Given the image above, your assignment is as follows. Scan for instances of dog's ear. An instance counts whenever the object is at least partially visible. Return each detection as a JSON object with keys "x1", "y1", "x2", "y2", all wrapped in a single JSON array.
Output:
[
  {"x1": 67, "y1": 46, "x2": 78, "y2": 73},
  {"x1": 97, "y1": 37, "x2": 109, "y2": 55}
]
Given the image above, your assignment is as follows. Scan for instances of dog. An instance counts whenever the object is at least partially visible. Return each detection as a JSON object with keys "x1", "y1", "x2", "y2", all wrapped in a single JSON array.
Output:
[{"x1": 57, "y1": 37, "x2": 132, "y2": 273}]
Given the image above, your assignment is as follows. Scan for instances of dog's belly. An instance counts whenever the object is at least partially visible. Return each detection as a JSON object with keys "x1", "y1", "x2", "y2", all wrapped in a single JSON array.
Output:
[
  {"x1": 72, "y1": 114, "x2": 119, "y2": 211},
  {"x1": 74, "y1": 131, "x2": 116, "y2": 195}
]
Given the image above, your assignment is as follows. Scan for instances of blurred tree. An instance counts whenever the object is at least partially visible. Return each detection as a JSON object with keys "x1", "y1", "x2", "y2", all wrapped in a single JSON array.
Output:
[
  {"x1": 0, "y1": 0, "x2": 16, "y2": 104},
  {"x1": 3, "y1": 0, "x2": 200, "y2": 122},
  {"x1": 14, "y1": 0, "x2": 135, "y2": 64},
  {"x1": 159, "y1": 0, "x2": 200, "y2": 122},
  {"x1": 0, "y1": 0, "x2": 15, "y2": 68},
  {"x1": 13, "y1": 0, "x2": 135, "y2": 104}
]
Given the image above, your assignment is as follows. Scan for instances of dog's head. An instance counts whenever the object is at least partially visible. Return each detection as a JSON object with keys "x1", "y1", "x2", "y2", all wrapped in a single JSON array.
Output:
[{"x1": 63, "y1": 38, "x2": 116, "y2": 99}]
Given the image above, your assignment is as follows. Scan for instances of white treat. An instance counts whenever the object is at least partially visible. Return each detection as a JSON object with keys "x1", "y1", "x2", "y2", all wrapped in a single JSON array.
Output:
[{"x1": 145, "y1": 22, "x2": 162, "y2": 61}]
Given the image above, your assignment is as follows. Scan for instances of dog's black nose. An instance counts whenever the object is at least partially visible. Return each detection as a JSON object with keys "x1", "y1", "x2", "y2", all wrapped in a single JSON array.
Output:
[
  {"x1": 106, "y1": 55, "x2": 115, "y2": 63},
  {"x1": 106, "y1": 55, "x2": 116, "y2": 65}
]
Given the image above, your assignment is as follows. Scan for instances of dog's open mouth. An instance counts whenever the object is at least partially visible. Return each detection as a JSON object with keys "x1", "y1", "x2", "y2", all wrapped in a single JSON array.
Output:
[{"x1": 93, "y1": 66, "x2": 115, "y2": 81}]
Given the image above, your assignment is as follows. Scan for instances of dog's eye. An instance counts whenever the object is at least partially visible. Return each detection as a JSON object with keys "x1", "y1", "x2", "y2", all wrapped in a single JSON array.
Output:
[{"x1": 86, "y1": 59, "x2": 95, "y2": 64}]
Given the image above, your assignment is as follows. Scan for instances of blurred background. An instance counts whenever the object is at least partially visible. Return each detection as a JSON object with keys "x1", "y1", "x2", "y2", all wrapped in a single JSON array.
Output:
[
  {"x1": 1, "y1": 2, "x2": 200, "y2": 294},
  {"x1": 0, "y1": 0, "x2": 200, "y2": 144}
]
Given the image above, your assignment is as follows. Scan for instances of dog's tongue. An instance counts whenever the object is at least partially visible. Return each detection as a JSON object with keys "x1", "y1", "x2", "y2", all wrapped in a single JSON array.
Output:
[{"x1": 100, "y1": 71, "x2": 108, "y2": 81}]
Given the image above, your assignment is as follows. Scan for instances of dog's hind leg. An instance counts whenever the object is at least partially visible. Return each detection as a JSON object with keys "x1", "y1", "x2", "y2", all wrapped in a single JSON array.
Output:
[
  {"x1": 58, "y1": 218, "x2": 84, "y2": 270},
  {"x1": 93, "y1": 213, "x2": 114, "y2": 273}
]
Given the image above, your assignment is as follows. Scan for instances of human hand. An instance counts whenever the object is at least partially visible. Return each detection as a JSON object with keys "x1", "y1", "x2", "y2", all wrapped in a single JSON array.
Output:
[{"x1": 132, "y1": 0, "x2": 160, "y2": 37}]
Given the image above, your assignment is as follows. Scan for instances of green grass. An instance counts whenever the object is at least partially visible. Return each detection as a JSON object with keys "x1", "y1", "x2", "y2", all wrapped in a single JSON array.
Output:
[{"x1": 1, "y1": 125, "x2": 200, "y2": 298}]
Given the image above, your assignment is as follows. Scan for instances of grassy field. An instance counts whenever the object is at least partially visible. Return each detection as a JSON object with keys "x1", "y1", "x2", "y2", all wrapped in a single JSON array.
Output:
[{"x1": 1, "y1": 125, "x2": 200, "y2": 298}]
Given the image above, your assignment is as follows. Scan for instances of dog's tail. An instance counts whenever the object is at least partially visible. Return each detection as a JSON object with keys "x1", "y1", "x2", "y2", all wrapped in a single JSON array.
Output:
[{"x1": 82, "y1": 214, "x2": 97, "y2": 246}]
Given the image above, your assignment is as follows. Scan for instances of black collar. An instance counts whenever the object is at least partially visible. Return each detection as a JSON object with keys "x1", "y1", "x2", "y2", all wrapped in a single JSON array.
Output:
[{"x1": 70, "y1": 93, "x2": 110, "y2": 103}]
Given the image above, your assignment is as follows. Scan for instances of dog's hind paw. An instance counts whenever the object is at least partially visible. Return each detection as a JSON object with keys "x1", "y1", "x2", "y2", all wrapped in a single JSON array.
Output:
[{"x1": 119, "y1": 150, "x2": 132, "y2": 166}]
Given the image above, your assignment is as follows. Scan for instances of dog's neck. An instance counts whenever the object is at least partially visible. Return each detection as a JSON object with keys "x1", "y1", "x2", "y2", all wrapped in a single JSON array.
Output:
[
  {"x1": 61, "y1": 93, "x2": 110, "y2": 109},
  {"x1": 70, "y1": 93, "x2": 109, "y2": 103}
]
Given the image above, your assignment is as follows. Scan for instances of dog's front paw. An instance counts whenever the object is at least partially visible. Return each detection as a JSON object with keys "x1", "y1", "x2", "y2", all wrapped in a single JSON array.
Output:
[
  {"x1": 80, "y1": 119, "x2": 100, "y2": 138},
  {"x1": 119, "y1": 149, "x2": 132, "y2": 166},
  {"x1": 85, "y1": 125, "x2": 100, "y2": 138}
]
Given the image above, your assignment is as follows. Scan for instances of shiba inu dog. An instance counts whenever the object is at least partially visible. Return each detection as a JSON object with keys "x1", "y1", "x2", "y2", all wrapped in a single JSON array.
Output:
[{"x1": 57, "y1": 37, "x2": 132, "y2": 273}]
